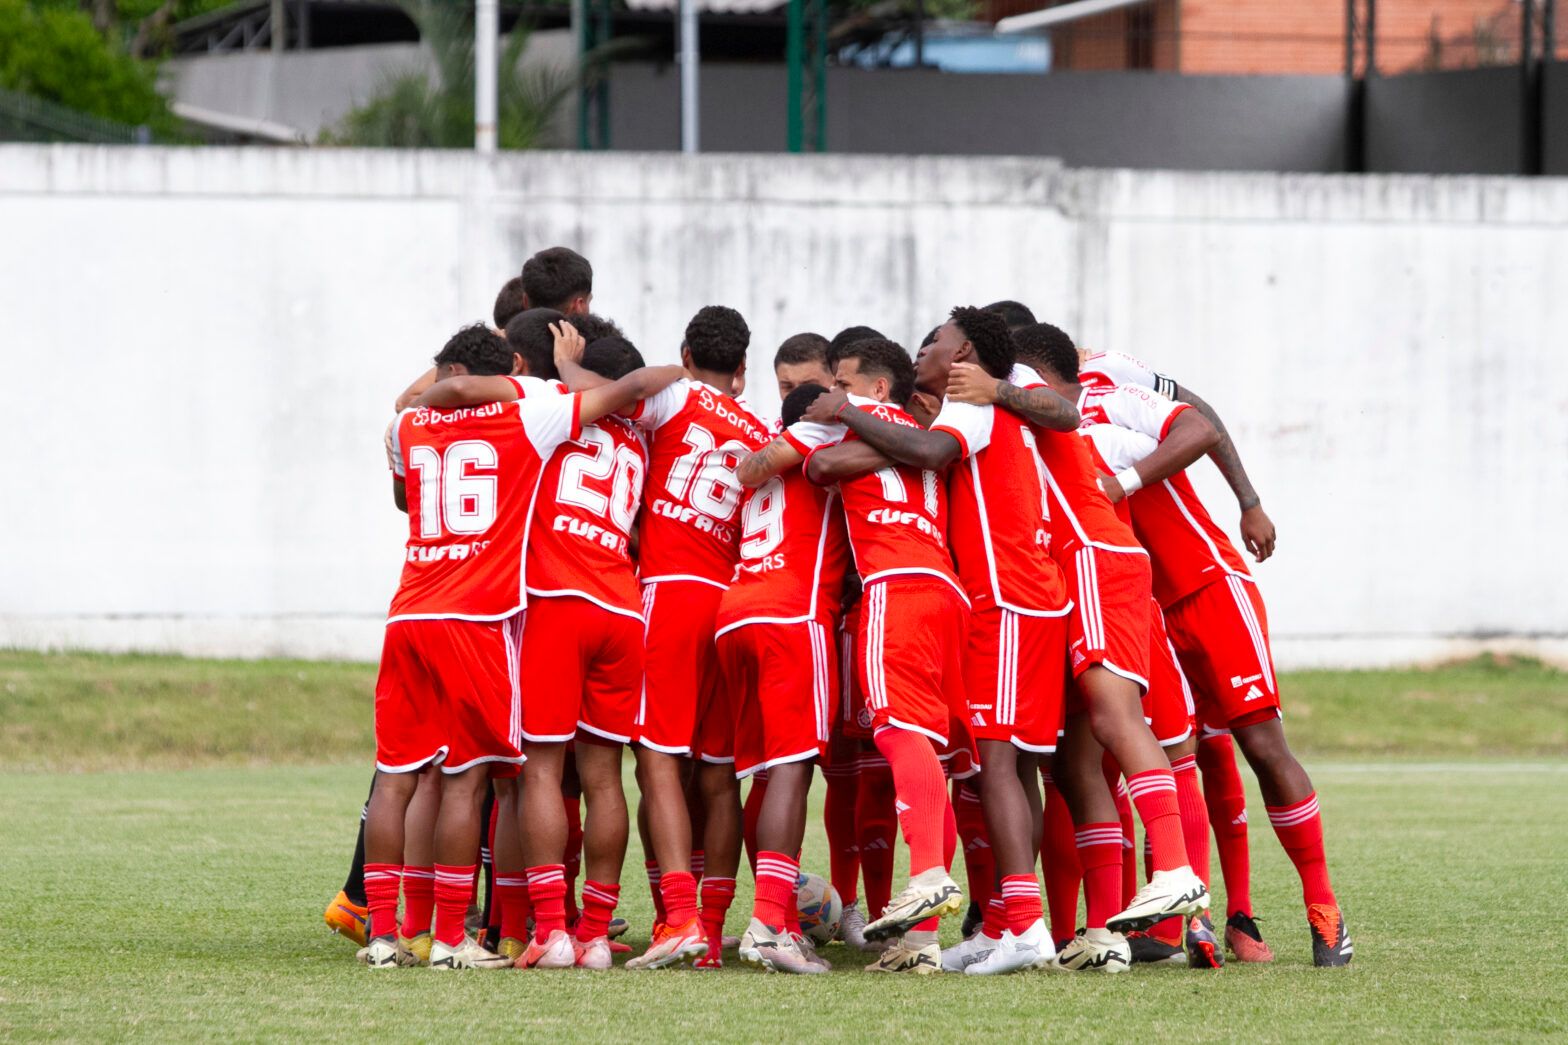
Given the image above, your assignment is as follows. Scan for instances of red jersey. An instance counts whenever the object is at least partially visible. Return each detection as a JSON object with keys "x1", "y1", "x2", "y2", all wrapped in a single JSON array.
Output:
[
  {"x1": 1077, "y1": 380, "x2": 1193, "y2": 441},
  {"x1": 714, "y1": 469, "x2": 850, "y2": 635},
  {"x1": 783, "y1": 397, "x2": 963, "y2": 599},
  {"x1": 634, "y1": 379, "x2": 772, "y2": 588},
  {"x1": 929, "y1": 398, "x2": 1069, "y2": 616},
  {"x1": 526, "y1": 415, "x2": 648, "y2": 619},
  {"x1": 1079, "y1": 351, "x2": 1178, "y2": 400},
  {"x1": 1081, "y1": 421, "x2": 1251, "y2": 608},
  {"x1": 386, "y1": 379, "x2": 582, "y2": 622}
]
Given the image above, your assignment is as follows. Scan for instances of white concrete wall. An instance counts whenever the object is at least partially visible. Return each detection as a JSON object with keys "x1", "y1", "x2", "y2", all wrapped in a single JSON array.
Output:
[{"x1": 1, "y1": 145, "x2": 1564, "y2": 667}]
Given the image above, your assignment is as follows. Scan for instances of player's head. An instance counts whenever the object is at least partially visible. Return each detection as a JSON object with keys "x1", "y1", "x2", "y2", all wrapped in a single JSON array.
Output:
[
  {"x1": 774, "y1": 332, "x2": 834, "y2": 400},
  {"x1": 835, "y1": 338, "x2": 915, "y2": 407},
  {"x1": 916, "y1": 305, "x2": 1015, "y2": 393},
  {"x1": 504, "y1": 307, "x2": 565, "y2": 380},
  {"x1": 828, "y1": 325, "x2": 886, "y2": 367},
  {"x1": 493, "y1": 276, "x2": 530, "y2": 330},
  {"x1": 582, "y1": 335, "x2": 644, "y2": 380},
  {"x1": 433, "y1": 323, "x2": 516, "y2": 378},
  {"x1": 780, "y1": 381, "x2": 831, "y2": 427},
  {"x1": 521, "y1": 247, "x2": 593, "y2": 315},
  {"x1": 570, "y1": 312, "x2": 624, "y2": 344},
  {"x1": 682, "y1": 305, "x2": 750, "y2": 378},
  {"x1": 1012, "y1": 321, "x2": 1080, "y2": 393},
  {"x1": 983, "y1": 299, "x2": 1037, "y2": 331}
]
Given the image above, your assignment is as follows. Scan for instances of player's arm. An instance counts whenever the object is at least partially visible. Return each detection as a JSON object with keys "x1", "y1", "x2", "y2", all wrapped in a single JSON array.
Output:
[
  {"x1": 946, "y1": 362, "x2": 1079, "y2": 431},
  {"x1": 802, "y1": 388, "x2": 959, "y2": 470},
  {"x1": 737, "y1": 438, "x2": 805, "y2": 488},
  {"x1": 394, "y1": 367, "x2": 437, "y2": 412},
  {"x1": 576, "y1": 365, "x2": 686, "y2": 426},
  {"x1": 414, "y1": 375, "x2": 521, "y2": 408},
  {"x1": 1170, "y1": 383, "x2": 1275, "y2": 561},
  {"x1": 392, "y1": 476, "x2": 407, "y2": 512},
  {"x1": 804, "y1": 441, "x2": 892, "y2": 485},
  {"x1": 1101, "y1": 410, "x2": 1219, "y2": 504},
  {"x1": 551, "y1": 320, "x2": 612, "y2": 392}
]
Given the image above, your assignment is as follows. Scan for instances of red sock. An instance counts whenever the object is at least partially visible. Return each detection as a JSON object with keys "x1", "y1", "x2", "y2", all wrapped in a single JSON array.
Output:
[
  {"x1": 1001, "y1": 873, "x2": 1044, "y2": 935},
  {"x1": 398, "y1": 865, "x2": 434, "y2": 939},
  {"x1": 1076, "y1": 823, "x2": 1124, "y2": 930},
  {"x1": 1105, "y1": 759, "x2": 1138, "y2": 905},
  {"x1": 563, "y1": 796, "x2": 583, "y2": 926},
  {"x1": 364, "y1": 863, "x2": 401, "y2": 939},
  {"x1": 1127, "y1": 769, "x2": 1186, "y2": 873},
  {"x1": 873, "y1": 727, "x2": 947, "y2": 875},
  {"x1": 743, "y1": 775, "x2": 768, "y2": 875},
  {"x1": 645, "y1": 860, "x2": 667, "y2": 923},
  {"x1": 858, "y1": 765, "x2": 897, "y2": 919},
  {"x1": 1042, "y1": 777, "x2": 1082, "y2": 944},
  {"x1": 981, "y1": 895, "x2": 1006, "y2": 939},
  {"x1": 660, "y1": 869, "x2": 699, "y2": 927},
  {"x1": 433, "y1": 863, "x2": 476, "y2": 947},
  {"x1": 1199, "y1": 733, "x2": 1253, "y2": 916},
  {"x1": 954, "y1": 781, "x2": 994, "y2": 910},
  {"x1": 753, "y1": 851, "x2": 800, "y2": 929},
  {"x1": 1266, "y1": 792, "x2": 1336, "y2": 908},
  {"x1": 526, "y1": 864, "x2": 568, "y2": 941},
  {"x1": 494, "y1": 872, "x2": 530, "y2": 942},
  {"x1": 823, "y1": 768, "x2": 860, "y2": 905},
  {"x1": 1172, "y1": 754, "x2": 1211, "y2": 887},
  {"x1": 576, "y1": 880, "x2": 620, "y2": 942},
  {"x1": 691, "y1": 850, "x2": 706, "y2": 881},
  {"x1": 699, "y1": 875, "x2": 736, "y2": 945},
  {"x1": 943, "y1": 792, "x2": 959, "y2": 869}
]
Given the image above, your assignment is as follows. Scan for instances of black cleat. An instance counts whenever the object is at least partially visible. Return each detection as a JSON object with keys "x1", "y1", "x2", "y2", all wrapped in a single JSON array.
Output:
[
  {"x1": 1308, "y1": 904, "x2": 1353, "y2": 967},
  {"x1": 1127, "y1": 931, "x2": 1186, "y2": 965},
  {"x1": 960, "y1": 900, "x2": 984, "y2": 939},
  {"x1": 1183, "y1": 915, "x2": 1224, "y2": 969},
  {"x1": 1225, "y1": 911, "x2": 1275, "y2": 962}
]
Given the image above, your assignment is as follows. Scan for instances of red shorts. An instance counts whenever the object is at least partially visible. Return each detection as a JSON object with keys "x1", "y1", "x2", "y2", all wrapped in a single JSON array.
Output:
[
  {"x1": 1162, "y1": 576, "x2": 1282, "y2": 731},
  {"x1": 519, "y1": 595, "x2": 642, "y2": 744},
  {"x1": 857, "y1": 576, "x2": 969, "y2": 747},
  {"x1": 718, "y1": 619, "x2": 836, "y2": 779},
  {"x1": 1146, "y1": 601, "x2": 1197, "y2": 747},
  {"x1": 1063, "y1": 546, "x2": 1153, "y2": 688},
  {"x1": 637, "y1": 579, "x2": 730, "y2": 761},
  {"x1": 374, "y1": 617, "x2": 523, "y2": 775},
  {"x1": 965, "y1": 606, "x2": 1069, "y2": 754},
  {"x1": 838, "y1": 605, "x2": 875, "y2": 739}
]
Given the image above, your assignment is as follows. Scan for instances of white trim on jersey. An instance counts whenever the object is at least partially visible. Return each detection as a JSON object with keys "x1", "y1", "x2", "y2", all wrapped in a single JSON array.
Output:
[
  {"x1": 385, "y1": 607, "x2": 523, "y2": 626},
  {"x1": 375, "y1": 748, "x2": 448, "y2": 774},
  {"x1": 639, "y1": 573, "x2": 730, "y2": 590},
  {"x1": 441, "y1": 752, "x2": 527, "y2": 774},
  {"x1": 525, "y1": 587, "x2": 645, "y2": 623},
  {"x1": 1161, "y1": 476, "x2": 1251, "y2": 587},
  {"x1": 1227, "y1": 574, "x2": 1277, "y2": 691},
  {"x1": 861, "y1": 567, "x2": 970, "y2": 604},
  {"x1": 1041, "y1": 461, "x2": 1149, "y2": 557}
]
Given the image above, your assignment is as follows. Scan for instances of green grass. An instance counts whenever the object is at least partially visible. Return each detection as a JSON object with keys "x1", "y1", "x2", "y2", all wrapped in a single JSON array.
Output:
[
  {"x1": 3, "y1": 651, "x2": 1564, "y2": 771},
  {"x1": 1, "y1": 761, "x2": 1564, "y2": 1041}
]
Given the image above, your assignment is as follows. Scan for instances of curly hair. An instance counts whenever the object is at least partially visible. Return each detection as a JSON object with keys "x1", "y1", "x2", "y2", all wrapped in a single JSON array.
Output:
[
  {"x1": 949, "y1": 305, "x2": 1016, "y2": 379},
  {"x1": 582, "y1": 336, "x2": 645, "y2": 380},
  {"x1": 434, "y1": 323, "x2": 515, "y2": 376},
  {"x1": 503, "y1": 308, "x2": 565, "y2": 380},
  {"x1": 683, "y1": 305, "x2": 751, "y2": 374},
  {"x1": 838, "y1": 338, "x2": 916, "y2": 407},
  {"x1": 520, "y1": 247, "x2": 593, "y2": 311},
  {"x1": 568, "y1": 313, "x2": 624, "y2": 344},
  {"x1": 1012, "y1": 322, "x2": 1080, "y2": 382}
]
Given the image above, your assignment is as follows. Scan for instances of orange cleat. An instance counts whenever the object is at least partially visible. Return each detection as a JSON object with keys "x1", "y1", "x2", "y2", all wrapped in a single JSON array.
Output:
[
  {"x1": 625, "y1": 916, "x2": 709, "y2": 969},
  {"x1": 1224, "y1": 912, "x2": 1276, "y2": 964},
  {"x1": 324, "y1": 890, "x2": 369, "y2": 947}
]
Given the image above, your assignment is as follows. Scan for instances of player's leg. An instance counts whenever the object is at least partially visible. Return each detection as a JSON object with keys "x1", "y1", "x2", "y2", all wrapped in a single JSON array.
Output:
[
  {"x1": 562, "y1": 752, "x2": 584, "y2": 930},
  {"x1": 573, "y1": 738, "x2": 629, "y2": 970},
  {"x1": 1041, "y1": 764, "x2": 1083, "y2": 949},
  {"x1": 362, "y1": 768, "x2": 421, "y2": 967},
  {"x1": 1196, "y1": 731, "x2": 1268, "y2": 959},
  {"x1": 742, "y1": 771, "x2": 768, "y2": 873},
  {"x1": 952, "y1": 779, "x2": 995, "y2": 941},
  {"x1": 1050, "y1": 714, "x2": 1132, "y2": 973},
  {"x1": 821, "y1": 736, "x2": 861, "y2": 936},
  {"x1": 428, "y1": 763, "x2": 511, "y2": 970},
  {"x1": 517, "y1": 742, "x2": 576, "y2": 967},
  {"x1": 856, "y1": 752, "x2": 897, "y2": 938},
  {"x1": 396, "y1": 769, "x2": 440, "y2": 960},
  {"x1": 490, "y1": 776, "x2": 531, "y2": 959},
  {"x1": 324, "y1": 774, "x2": 375, "y2": 946},
  {"x1": 691, "y1": 614, "x2": 742, "y2": 968}
]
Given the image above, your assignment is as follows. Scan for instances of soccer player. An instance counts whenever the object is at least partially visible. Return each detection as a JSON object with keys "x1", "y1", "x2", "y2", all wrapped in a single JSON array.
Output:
[
  {"x1": 624, "y1": 306, "x2": 772, "y2": 970},
  {"x1": 981, "y1": 300, "x2": 1037, "y2": 331},
  {"x1": 1021, "y1": 332, "x2": 1352, "y2": 968},
  {"x1": 739, "y1": 337, "x2": 966, "y2": 975},
  {"x1": 801, "y1": 308, "x2": 1078, "y2": 975},
  {"x1": 773, "y1": 332, "x2": 836, "y2": 400},
  {"x1": 361, "y1": 322, "x2": 681, "y2": 971},
  {"x1": 718, "y1": 380, "x2": 851, "y2": 974}
]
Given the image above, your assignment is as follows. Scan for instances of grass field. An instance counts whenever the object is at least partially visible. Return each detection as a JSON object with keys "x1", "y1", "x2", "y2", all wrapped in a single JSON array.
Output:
[{"x1": 2, "y1": 653, "x2": 1566, "y2": 1041}]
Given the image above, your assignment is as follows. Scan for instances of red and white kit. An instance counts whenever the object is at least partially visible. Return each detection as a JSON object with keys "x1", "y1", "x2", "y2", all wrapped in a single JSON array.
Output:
[
  {"x1": 1009, "y1": 364, "x2": 1154, "y2": 688},
  {"x1": 784, "y1": 398, "x2": 970, "y2": 749},
  {"x1": 716, "y1": 464, "x2": 850, "y2": 778},
  {"x1": 379, "y1": 381, "x2": 582, "y2": 774},
  {"x1": 521, "y1": 413, "x2": 649, "y2": 744},
  {"x1": 1078, "y1": 350, "x2": 1179, "y2": 401},
  {"x1": 633, "y1": 379, "x2": 771, "y2": 760},
  {"x1": 929, "y1": 396, "x2": 1071, "y2": 754}
]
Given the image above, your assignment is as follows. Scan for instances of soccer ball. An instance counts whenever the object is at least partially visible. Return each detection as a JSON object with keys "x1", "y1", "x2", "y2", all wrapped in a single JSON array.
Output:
[{"x1": 795, "y1": 873, "x2": 842, "y2": 946}]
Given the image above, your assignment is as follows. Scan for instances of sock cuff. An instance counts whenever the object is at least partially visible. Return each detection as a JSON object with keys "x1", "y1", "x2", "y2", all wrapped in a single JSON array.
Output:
[
  {"x1": 1126, "y1": 769, "x2": 1178, "y2": 798},
  {"x1": 1266, "y1": 791, "x2": 1321, "y2": 826},
  {"x1": 1170, "y1": 753, "x2": 1198, "y2": 773},
  {"x1": 582, "y1": 880, "x2": 622, "y2": 904},
  {"x1": 756, "y1": 854, "x2": 800, "y2": 885},
  {"x1": 401, "y1": 865, "x2": 436, "y2": 880},
  {"x1": 433, "y1": 864, "x2": 476, "y2": 885},
  {"x1": 1075, "y1": 822, "x2": 1125, "y2": 849}
]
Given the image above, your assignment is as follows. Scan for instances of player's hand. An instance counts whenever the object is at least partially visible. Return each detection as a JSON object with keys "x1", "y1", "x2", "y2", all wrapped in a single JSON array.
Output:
[
  {"x1": 946, "y1": 362, "x2": 1002, "y2": 405},
  {"x1": 803, "y1": 388, "x2": 849, "y2": 424},
  {"x1": 908, "y1": 390, "x2": 941, "y2": 428},
  {"x1": 551, "y1": 321, "x2": 585, "y2": 366},
  {"x1": 1240, "y1": 504, "x2": 1276, "y2": 562},
  {"x1": 1097, "y1": 474, "x2": 1127, "y2": 504}
]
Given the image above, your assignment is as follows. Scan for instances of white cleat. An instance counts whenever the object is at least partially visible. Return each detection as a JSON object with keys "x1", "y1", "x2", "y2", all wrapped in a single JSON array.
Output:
[
  {"x1": 941, "y1": 932, "x2": 999, "y2": 972},
  {"x1": 1107, "y1": 867, "x2": 1210, "y2": 935},
  {"x1": 965, "y1": 920, "x2": 1056, "y2": 976},
  {"x1": 1052, "y1": 927, "x2": 1132, "y2": 973},
  {"x1": 839, "y1": 901, "x2": 870, "y2": 951},
  {"x1": 791, "y1": 932, "x2": 832, "y2": 971},
  {"x1": 738, "y1": 919, "x2": 828, "y2": 975},
  {"x1": 360, "y1": 935, "x2": 416, "y2": 969},
  {"x1": 519, "y1": 928, "x2": 578, "y2": 969},
  {"x1": 865, "y1": 931, "x2": 942, "y2": 974},
  {"x1": 428, "y1": 936, "x2": 514, "y2": 970},
  {"x1": 862, "y1": 869, "x2": 963, "y2": 943},
  {"x1": 574, "y1": 936, "x2": 613, "y2": 970}
]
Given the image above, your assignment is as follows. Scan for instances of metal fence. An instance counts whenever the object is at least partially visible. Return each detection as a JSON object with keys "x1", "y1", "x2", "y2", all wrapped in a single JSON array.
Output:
[{"x1": 0, "y1": 88, "x2": 152, "y2": 145}]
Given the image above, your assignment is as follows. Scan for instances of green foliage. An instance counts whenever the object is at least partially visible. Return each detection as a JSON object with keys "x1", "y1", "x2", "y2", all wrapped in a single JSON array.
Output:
[{"x1": 0, "y1": 0, "x2": 175, "y2": 129}]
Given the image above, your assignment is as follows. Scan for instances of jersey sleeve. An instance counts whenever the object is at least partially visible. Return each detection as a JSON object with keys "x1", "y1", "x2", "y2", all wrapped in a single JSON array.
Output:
[
  {"x1": 930, "y1": 399, "x2": 994, "y2": 458},
  {"x1": 519, "y1": 392, "x2": 584, "y2": 459},
  {"x1": 1008, "y1": 363, "x2": 1047, "y2": 389},
  {"x1": 1080, "y1": 423, "x2": 1158, "y2": 473},
  {"x1": 386, "y1": 411, "x2": 412, "y2": 476},
  {"x1": 1095, "y1": 386, "x2": 1192, "y2": 443},
  {"x1": 781, "y1": 419, "x2": 847, "y2": 457},
  {"x1": 630, "y1": 381, "x2": 687, "y2": 431},
  {"x1": 1081, "y1": 352, "x2": 1177, "y2": 400},
  {"x1": 508, "y1": 375, "x2": 564, "y2": 399}
]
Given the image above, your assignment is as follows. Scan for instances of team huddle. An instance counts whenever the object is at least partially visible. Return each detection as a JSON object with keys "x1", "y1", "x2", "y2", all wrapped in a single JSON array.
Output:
[{"x1": 321, "y1": 245, "x2": 1353, "y2": 975}]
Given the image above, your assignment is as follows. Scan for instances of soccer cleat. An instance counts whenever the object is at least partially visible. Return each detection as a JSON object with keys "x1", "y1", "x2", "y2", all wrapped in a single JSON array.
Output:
[
  {"x1": 1127, "y1": 931, "x2": 1187, "y2": 966},
  {"x1": 607, "y1": 917, "x2": 629, "y2": 939},
  {"x1": 324, "y1": 890, "x2": 369, "y2": 947},
  {"x1": 940, "y1": 932, "x2": 998, "y2": 972},
  {"x1": 864, "y1": 933, "x2": 942, "y2": 974},
  {"x1": 360, "y1": 935, "x2": 416, "y2": 969},
  {"x1": 839, "y1": 901, "x2": 869, "y2": 950},
  {"x1": 1106, "y1": 868, "x2": 1209, "y2": 934},
  {"x1": 608, "y1": 940, "x2": 632, "y2": 954},
  {"x1": 960, "y1": 899, "x2": 984, "y2": 939},
  {"x1": 518, "y1": 929, "x2": 577, "y2": 969},
  {"x1": 791, "y1": 932, "x2": 832, "y2": 971},
  {"x1": 692, "y1": 949, "x2": 723, "y2": 970},
  {"x1": 1183, "y1": 915, "x2": 1224, "y2": 970},
  {"x1": 1224, "y1": 912, "x2": 1276, "y2": 963},
  {"x1": 429, "y1": 937, "x2": 514, "y2": 970},
  {"x1": 625, "y1": 916, "x2": 709, "y2": 970},
  {"x1": 965, "y1": 920, "x2": 1056, "y2": 976},
  {"x1": 1308, "y1": 904, "x2": 1353, "y2": 967},
  {"x1": 574, "y1": 936, "x2": 614, "y2": 971},
  {"x1": 399, "y1": 932, "x2": 432, "y2": 965},
  {"x1": 738, "y1": 920, "x2": 828, "y2": 975},
  {"x1": 496, "y1": 936, "x2": 526, "y2": 961},
  {"x1": 1051, "y1": 928, "x2": 1132, "y2": 973},
  {"x1": 862, "y1": 869, "x2": 963, "y2": 942}
]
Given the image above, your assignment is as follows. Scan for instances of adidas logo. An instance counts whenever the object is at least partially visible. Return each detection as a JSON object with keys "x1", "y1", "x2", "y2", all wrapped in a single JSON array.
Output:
[
  {"x1": 971, "y1": 712, "x2": 987, "y2": 727},
  {"x1": 966, "y1": 838, "x2": 992, "y2": 853},
  {"x1": 894, "y1": 799, "x2": 912, "y2": 814},
  {"x1": 1231, "y1": 812, "x2": 1248, "y2": 826},
  {"x1": 862, "y1": 838, "x2": 891, "y2": 851},
  {"x1": 1243, "y1": 684, "x2": 1264, "y2": 702}
]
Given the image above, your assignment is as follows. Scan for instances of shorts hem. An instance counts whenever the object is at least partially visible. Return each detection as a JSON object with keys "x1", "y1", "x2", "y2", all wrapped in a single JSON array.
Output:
[
  {"x1": 440, "y1": 753, "x2": 526, "y2": 774},
  {"x1": 520, "y1": 729, "x2": 577, "y2": 744},
  {"x1": 697, "y1": 753, "x2": 737, "y2": 765},
  {"x1": 375, "y1": 749, "x2": 447, "y2": 774},
  {"x1": 635, "y1": 738, "x2": 693, "y2": 756},
  {"x1": 577, "y1": 721, "x2": 631, "y2": 744},
  {"x1": 1157, "y1": 725, "x2": 1194, "y2": 748},
  {"x1": 735, "y1": 746, "x2": 821, "y2": 779},
  {"x1": 876, "y1": 717, "x2": 948, "y2": 747}
]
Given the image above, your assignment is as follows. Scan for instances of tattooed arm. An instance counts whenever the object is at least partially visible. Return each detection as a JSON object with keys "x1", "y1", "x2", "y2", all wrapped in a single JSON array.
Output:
[
  {"x1": 946, "y1": 362, "x2": 1078, "y2": 431},
  {"x1": 737, "y1": 438, "x2": 805, "y2": 488}
]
